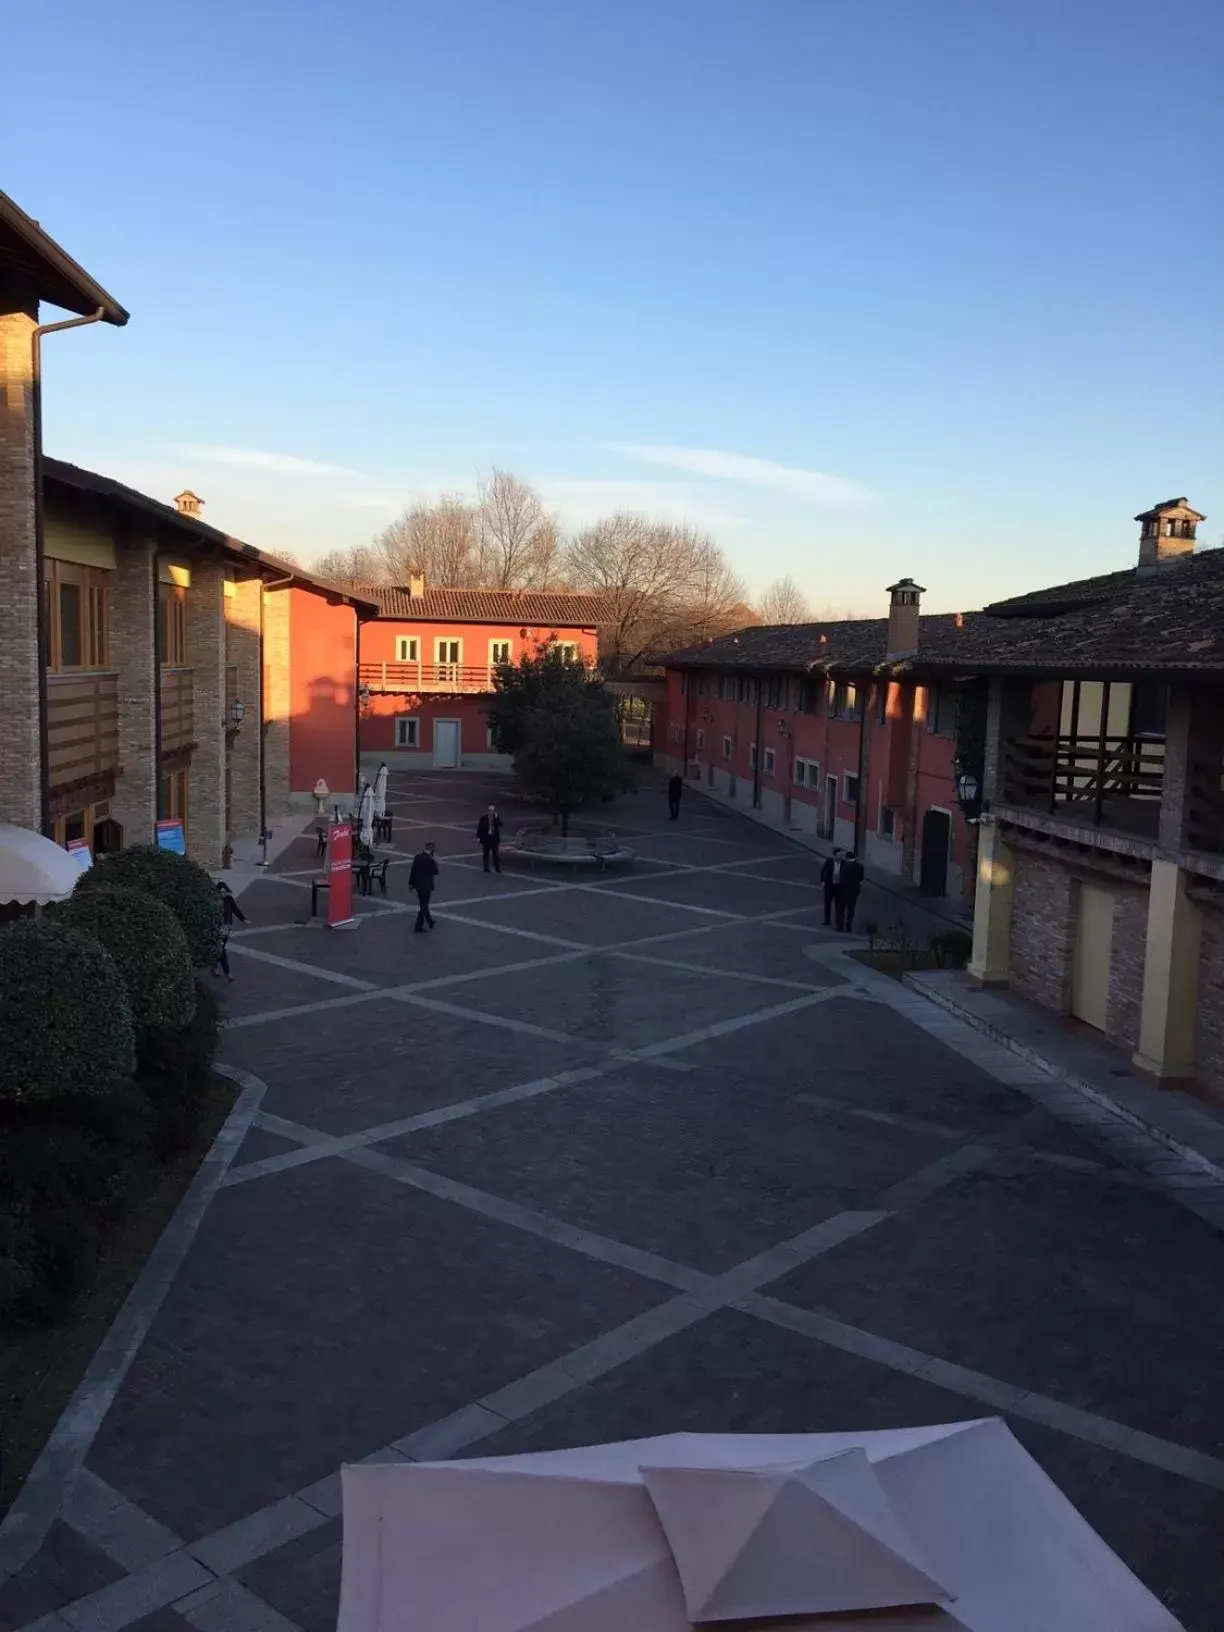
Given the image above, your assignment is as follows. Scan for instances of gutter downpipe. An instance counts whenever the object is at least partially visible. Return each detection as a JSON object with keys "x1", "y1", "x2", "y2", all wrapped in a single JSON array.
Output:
[
  {"x1": 32, "y1": 308, "x2": 106, "y2": 835},
  {"x1": 753, "y1": 674, "x2": 764, "y2": 810},
  {"x1": 259, "y1": 572, "x2": 296, "y2": 865}
]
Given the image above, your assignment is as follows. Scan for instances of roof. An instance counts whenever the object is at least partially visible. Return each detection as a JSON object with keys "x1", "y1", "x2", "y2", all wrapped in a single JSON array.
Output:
[
  {"x1": 44, "y1": 459, "x2": 376, "y2": 613},
  {"x1": 357, "y1": 584, "x2": 606, "y2": 626},
  {"x1": 664, "y1": 612, "x2": 984, "y2": 675},
  {"x1": 1134, "y1": 497, "x2": 1205, "y2": 522},
  {"x1": 984, "y1": 566, "x2": 1137, "y2": 617},
  {"x1": 899, "y1": 546, "x2": 1224, "y2": 679},
  {"x1": 0, "y1": 191, "x2": 128, "y2": 324}
]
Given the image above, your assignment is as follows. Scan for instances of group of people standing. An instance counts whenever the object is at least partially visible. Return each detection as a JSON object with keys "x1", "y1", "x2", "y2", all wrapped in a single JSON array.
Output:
[{"x1": 821, "y1": 848, "x2": 864, "y2": 932}]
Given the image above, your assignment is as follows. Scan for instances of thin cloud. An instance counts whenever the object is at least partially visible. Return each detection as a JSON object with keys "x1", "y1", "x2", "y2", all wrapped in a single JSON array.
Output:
[
  {"x1": 168, "y1": 443, "x2": 365, "y2": 480},
  {"x1": 609, "y1": 444, "x2": 874, "y2": 505}
]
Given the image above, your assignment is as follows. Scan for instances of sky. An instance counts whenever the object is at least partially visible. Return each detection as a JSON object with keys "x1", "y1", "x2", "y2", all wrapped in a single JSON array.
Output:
[{"x1": 7, "y1": 0, "x2": 1222, "y2": 614}]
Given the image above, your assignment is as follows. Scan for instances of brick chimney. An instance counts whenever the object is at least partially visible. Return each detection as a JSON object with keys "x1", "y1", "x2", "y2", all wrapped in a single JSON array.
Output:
[
  {"x1": 174, "y1": 490, "x2": 204, "y2": 518},
  {"x1": 1135, "y1": 497, "x2": 1204, "y2": 574},
  {"x1": 408, "y1": 570, "x2": 426, "y2": 599},
  {"x1": 886, "y1": 578, "x2": 925, "y2": 659}
]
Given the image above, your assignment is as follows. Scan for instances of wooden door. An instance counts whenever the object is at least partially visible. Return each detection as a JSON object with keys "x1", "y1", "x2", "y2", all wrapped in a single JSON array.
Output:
[{"x1": 1072, "y1": 883, "x2": 1114, "y2": 1031}]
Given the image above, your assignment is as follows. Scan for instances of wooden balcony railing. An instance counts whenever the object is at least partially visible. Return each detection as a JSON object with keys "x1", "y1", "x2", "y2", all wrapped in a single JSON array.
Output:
[
  {"x1": 47, "y1": 671, "x2": 119, "y2": 801},
  {"x1": 359, "y1": 661, "x2": 498, "y2": 695},
  {"x1": 1002, "y1": 733, "x2": 1164, "y2": 836},
  {"x1": 1187, "y1": 761, "x2": 1224, "y2": 856},
  {"x1": 160, "y1": 666, "x2": 195, "y2": 755}
]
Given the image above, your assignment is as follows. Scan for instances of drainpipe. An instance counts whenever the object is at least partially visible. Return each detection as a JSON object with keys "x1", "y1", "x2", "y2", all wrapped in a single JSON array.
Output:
[
  {"x1": 752, "y1": 675, "x2": 764, "y2": 809},
  {"x1": 31, "y1": 307, "x2": 106, "y2": 835},
  {"x1": 259, "y1": 572, "x2": 295, "y2": 859}
]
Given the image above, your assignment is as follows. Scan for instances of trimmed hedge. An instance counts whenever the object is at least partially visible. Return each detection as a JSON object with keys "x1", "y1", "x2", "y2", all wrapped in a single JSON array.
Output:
[
  {"x1": 62, "y1": 884, "x2": 196, "y2": 1030},
  {"x1": 138, "y1": 975, "x2": 221, "y2": 1156},
  {"x1": 0, "y1": 919, "x2": 136, "y2": 1105},
  {"x1": 77, "y1": 845, "x2": 222, "y2": 968}
]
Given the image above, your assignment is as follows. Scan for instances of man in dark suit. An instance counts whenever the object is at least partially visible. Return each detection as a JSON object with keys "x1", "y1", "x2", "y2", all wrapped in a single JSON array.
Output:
[
  {"x1": 476, "y1": 804, "x2": 503, "y2": 873},
  {"x1": 667, "y1": 773, "x2": 683, "y2": 820},
  {"x1": 820, "y1": 849, "x2": 842, "y2": 926},
  {"x1": 835, "y1": 850, "x2": 864, "y2": 933},
  {"x1": 408, "y1": 841, "x2": 439, "y2": 932}
]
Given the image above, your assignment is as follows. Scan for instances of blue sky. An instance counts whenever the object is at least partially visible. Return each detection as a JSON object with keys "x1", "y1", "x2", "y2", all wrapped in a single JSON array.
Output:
[{"x1": 8, "y1": 0, "x2": 1222, "y2": 612}]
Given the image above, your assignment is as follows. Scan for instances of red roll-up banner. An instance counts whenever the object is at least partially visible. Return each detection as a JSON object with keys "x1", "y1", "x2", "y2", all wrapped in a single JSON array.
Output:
[{"x1": 327, "y1": 820, "x2": 355, "y2": 927}]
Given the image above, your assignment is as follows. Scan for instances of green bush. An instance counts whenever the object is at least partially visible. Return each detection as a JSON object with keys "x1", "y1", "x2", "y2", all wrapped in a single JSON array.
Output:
[
  {"x1": 137, "y1": 975, "x2": 221, "y2": 1155},
  {"x1": 0, "y1": 919, "x2": 136, "y2": 1105},
  {"x1": 77, "y1": 845, "x2": 222, "y2": 968},
  {"x1": 928, "y1": 928, "x2": 974, "y2": 969},
  {"x1": 62, "y1": 884, "x2": 196, "y2": 1030}
]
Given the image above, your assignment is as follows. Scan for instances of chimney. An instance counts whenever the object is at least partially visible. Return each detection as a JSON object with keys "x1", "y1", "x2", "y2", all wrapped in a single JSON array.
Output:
[
  {"x1": 173, "y1": 490, "x2": 204, "y2": 518},
  {"x1": 408, "y1": 570, "x2": 426, "y2": 600},
  {"x1": 1135, "y1": 497, "x2": 1204, "y2": 574},
  {"x1": 886, "y1": 578, "x2": 925, "y2": 659}
]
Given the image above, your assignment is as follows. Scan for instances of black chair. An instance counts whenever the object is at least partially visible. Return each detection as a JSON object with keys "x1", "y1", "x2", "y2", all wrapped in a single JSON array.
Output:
[
  {"x1": 310, "y1": 877, "x2": 330, "y2": 916},
  {"x1": 373, "y1": 813, "x2": 393, "y2": 844},
  {"x1": 314, "y1": 826, "x2": 327, "y2": 859},
  {"x1": 367, "y1": 857, "x2": 391, "y2": 894}
]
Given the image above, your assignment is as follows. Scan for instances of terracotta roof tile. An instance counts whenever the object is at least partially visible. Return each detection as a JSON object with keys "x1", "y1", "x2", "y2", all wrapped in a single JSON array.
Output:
[
  {"x1": 665, "y1": 613, "x2": 983, "y2": 674},
  {"x1": 358, "y1": 585, "x2": 606, "y2": 625}
]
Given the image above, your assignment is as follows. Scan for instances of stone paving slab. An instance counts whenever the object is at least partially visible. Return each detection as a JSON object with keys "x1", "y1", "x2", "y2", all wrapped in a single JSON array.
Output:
[
  {"x1": 233, "y1": 1520, "x2": 342, "y2": 1632},
  {"x1": 383, "y1": 1066, "x2": 958, "y2": 1273},
  {"x1": 766, "y1": 1155, "x2": 1224, "y2": 1453},
  {"x1": 222, "y1": 1005, "x2": 600, "y2": 1136},
  {"x1": 85, "y1": 1159, "x2": 670, "y2": 1539},
  {"x1": 621, "y1": 922, "x2": 844, "y2": 985},
  {"x1": 0, "y1": 1524, "x2": 125, "y2": 1627},
  {"x1": 627, "y1": 867, "x2": 820, "y2": 919},
  {"x1": 442, "y1": 886, "x2": 721, "y2": 946}
]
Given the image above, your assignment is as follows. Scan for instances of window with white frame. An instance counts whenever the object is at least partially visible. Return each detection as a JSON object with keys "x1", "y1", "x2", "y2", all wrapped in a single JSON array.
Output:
[
  {"x1": 722, "y1": 736, "x2": 733, "y2": 761},
  {"x1": 794, "y1": 757, "x2": 819, "y2": 788},
  {"x1": 489, "y1": 639, "x2": 512, "y2": 666},
  {"x1": 486, "y1": 724, "x2": 497, "y2": 750},
  {"x1": 879, "y1": 804, "x2": 896, "y2": 837},
  {"x1": 394, "y1": 716, "x2": 421, "y2": 748},
  {"x1": 844, "y1": 772, "x2": 860, "y2": 805},
  {"x1": 748, "y1": 743, "x2": 758, "y2": 771},
  {"x1": 396, "y1": 636, "x2": 419, "y2": 662},
  {"x1": 763, "y1": 747, "x2": 776, "y2": 775},
  {"x1": 557, "y1": 641, "x2": 579, "y2": 661},
  {"x1": 696, "y1": 728, "x2": 705, "y2": 751}
]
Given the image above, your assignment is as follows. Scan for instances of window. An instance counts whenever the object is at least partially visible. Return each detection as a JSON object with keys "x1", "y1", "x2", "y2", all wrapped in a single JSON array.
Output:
[
  {"x1": 844, "y1": 773, "x2": 860, "y2": 806},
  {"x1": 697, "y1": 674, "x2": 710, "y2": 697},
  {"x1": 486, "y1": 724, "x2": 497, "y2": 750},
  {"x1": 395, "y1": 716, "x2": 421, "y2": 748},
  {"x1": 718, "y1": 673, "x2": 734, "y2": 700},
  {"x1": 160, "y1": 770, "x2": 189, "y2": 840},
  {"x1": 722, "y1": 736, "x2": 733, "y2": 761},
  {"x1": 436, "y1": 638, "x2": 461, "y2": 680},
  {"x1": 832, "y1": 682, "x2": 860, "y2": 720},
  {"x1": 696, "y1": 728, "x2": 705, "y2": 751},
  {"x1": 763, "y1": 676, "x2": 783, "y2": 709},
  {"x1": 556, "y1": 642, "x2": 579, "y2": 661},
  {"x1": 396, "y1": 636, "x2": 420, "y2": 662},
  {"x1": 794, "y1": 758, "x2": 819, "y2": 788},
  {"x1": 45, "y1": 561, "x2": 109, "y2": 671},
  {"x1": 748, "y1": 743, "x2": 758, "y2": 771},
  {"x1": 489, "y1": 639, "x2": 511, "y2": 666},
  {"x1": 798, "y1": 680, "x2": 823, "y2": 715},
  {"x1": 763, "y1": 747, "x2": 776, "y2": 775},
  {"x1": 880, "y1": 805, "x2": 896, "y2": 837},
  {"x1": 1131, "y1": 683, "x2": 1168, "y2": 738},
  {"x1": 160, "y1": 583, "x2": 187, "y2": 665},
  {"x1": 876, "y1": 686, "x2": 888, "y2": 726},
  {"x1": 927, "y1": 685, "x2": 958, "y2": 737}
]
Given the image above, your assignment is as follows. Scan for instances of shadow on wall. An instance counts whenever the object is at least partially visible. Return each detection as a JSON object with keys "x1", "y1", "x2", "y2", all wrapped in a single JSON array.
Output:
[{"x1": 289, "y1": 674, "x2": 359, "y2": 801}]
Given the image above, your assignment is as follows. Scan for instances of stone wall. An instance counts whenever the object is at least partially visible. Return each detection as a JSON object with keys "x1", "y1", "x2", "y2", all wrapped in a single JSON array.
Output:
[
  {"x1": 225, "y1": 579, "x2": 262, "y2": 843},
  {"x1": 185, "y1": 556, "x2": 226, "y2": 866},
  {"x1": 1009, "y1": 849, "x2": 1076, "y2": 1013},
  {"x1": 1196, "y1": 904, "x2": 1224, "y2": 1096},
  {"x1": 109, "y1": 537, "x2": 158, "y2": 845},
  {"x1": 1105, "y1": 882, "x2": 1149, "y2": 1052},
  {"x1": 262, "y1": 588, "x2": 291, "y2": 817},
  {"x1": 0, "y1": 309, "x2": 41, "y2": 828}
]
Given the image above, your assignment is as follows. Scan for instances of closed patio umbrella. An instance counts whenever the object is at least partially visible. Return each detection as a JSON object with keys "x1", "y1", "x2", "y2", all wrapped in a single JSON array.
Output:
[
  {"x1": 373, "y1": 763, "x2": 389, "y2": 821},
  {"x1": 357, "y1": 782, "x2": 375, "y2": 852}
]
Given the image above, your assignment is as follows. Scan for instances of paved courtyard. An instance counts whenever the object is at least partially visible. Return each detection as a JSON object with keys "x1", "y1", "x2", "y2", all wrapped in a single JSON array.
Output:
[{"x1": 3, "y1": 771, "x2": 1224, "y2": 1631}]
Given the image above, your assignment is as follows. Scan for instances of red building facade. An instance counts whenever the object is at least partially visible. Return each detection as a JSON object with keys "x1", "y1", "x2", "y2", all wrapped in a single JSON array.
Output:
[
  {"x1": 356, "y1": 584, "x2": 603, "y2": 772},
  {"x1": 660, "y1": 587, "x2": 973, "y2": 900}
]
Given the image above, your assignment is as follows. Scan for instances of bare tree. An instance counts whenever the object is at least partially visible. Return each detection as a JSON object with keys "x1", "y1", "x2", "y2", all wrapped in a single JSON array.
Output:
[
  {"x1": 477, "y1": 468, "x2": 562, "y2": 589},
  {"x1": 313, "y1": 543, "x2": 381, "y2": 585},
  {"x1": 375, "y1": 495, "x2": 482, "y2": 586},
  {"x1": 681, "y1": 538, "x2": 750, "y2": 645},
  {"x1": 757, "y1": 575, "x2": 812, "y2": 624}
]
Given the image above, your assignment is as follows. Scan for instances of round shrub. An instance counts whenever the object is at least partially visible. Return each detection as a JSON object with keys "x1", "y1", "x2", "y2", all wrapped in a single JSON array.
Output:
[
  {"x1": 138, "y1": 974, "x2": 221, "y2": 1155},
  {"x1": 77, "y1": 845, "x2": 222, "y2": 968},
  {"x1": 62, "y1": 884, "x2": 196, "y2": 1031},
  {"x1": 0, "y1": 919, "x2": 136, "y2": 1104}
]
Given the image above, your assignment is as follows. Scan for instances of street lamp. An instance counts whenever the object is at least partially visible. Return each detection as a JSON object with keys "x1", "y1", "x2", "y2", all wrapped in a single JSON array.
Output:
[
  {"x1": 956, "y1": 769, "x2": 981, "y2": 821},
  {"x1": 228, "y1": 698, "x2": 245, "y2": 729},
  {"x1": 358, "y1": 684, "x2": 372, "y2": 712}
]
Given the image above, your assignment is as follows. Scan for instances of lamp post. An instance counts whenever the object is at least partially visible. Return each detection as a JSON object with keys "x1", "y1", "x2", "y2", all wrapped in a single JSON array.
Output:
[
  {"x1": 228, "y1": 698, "x2": 245, "y2": 730},
  {"x1": 955, "y1": 769, "x2": 981, "y2": 822}
]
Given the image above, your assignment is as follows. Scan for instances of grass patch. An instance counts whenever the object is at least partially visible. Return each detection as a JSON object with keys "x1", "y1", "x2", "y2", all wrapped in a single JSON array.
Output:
[
  {"x1": 847, "y1": 947, "x2": 944, "y2": 982},
  {"x1": 0, "y1": 1071, "x2": 238, "y2": 1520}
]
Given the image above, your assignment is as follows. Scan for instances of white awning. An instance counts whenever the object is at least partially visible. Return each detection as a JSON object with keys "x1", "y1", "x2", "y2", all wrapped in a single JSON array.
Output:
[{"x1": 0, "y1": 822, "x2": 82, "y2": 905}]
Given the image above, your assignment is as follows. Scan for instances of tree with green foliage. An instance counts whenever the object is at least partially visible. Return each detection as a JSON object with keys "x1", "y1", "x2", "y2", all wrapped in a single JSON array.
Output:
[
  {"x1": 77, "y1": 845, "x2": 222, "y2": 967},
  {"x1": 489, "y1": 647, "x2": 634, "y2": 834}
]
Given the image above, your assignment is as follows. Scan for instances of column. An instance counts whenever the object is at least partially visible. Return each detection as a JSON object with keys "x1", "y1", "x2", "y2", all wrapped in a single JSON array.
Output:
[
  {"x1": 1134, "y1": 858, "x2": 1201, "y2": 1080},
  {"x1": 185, "y1": 555, "x2": 226, "y2": 866},
  {"x1": 967, "y1": 820, "x2": 1015, "y2": 986},
  {"x1": 262, "y1": 587, "x2": 292, "y2": 815},
  {"x1": 109, "y1": 535, "x2": 158, "y2": 845},
  {"x1": 0, "y1": 308, "x2": 42, "y2": 829},
  {"x1": 225, "y1": 578, "x2": 262, "y2": 843}
]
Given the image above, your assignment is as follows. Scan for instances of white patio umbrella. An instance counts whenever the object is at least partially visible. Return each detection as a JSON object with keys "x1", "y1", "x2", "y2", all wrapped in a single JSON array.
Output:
[
  {"x1": 373, "y1": 763, "x2": 389, "y2": 821},
  {"x1": 356, "y1": 783, "x2": 375, "y2": 852},
  {"x1": 338, "y1": 1421, "x2": 1184, "y2": 1632},
  {"x1": 0, "y1": 822, "x2": 83, "y2": 906}
]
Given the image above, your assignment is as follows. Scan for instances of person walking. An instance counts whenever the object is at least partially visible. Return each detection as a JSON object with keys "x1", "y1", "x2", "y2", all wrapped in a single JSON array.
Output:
[
  {"x1": 476, "y1": 804, "x2": 503, "y2": 873},
  {"x1": 667, "y1": 772, "x2": 683, "y2": 820},
  {"x1": 408, "y1": 841, "x2": 439, "y2": 932},
  {"x1": 834, "y1": 850, "x2": 864, "y2": 933},
  {"x1": 820, "y1": 848, "x2": 842, "y2": 926},
  {"x1": 212, "y1": 880, "x2": 248, "y2": 981}
]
